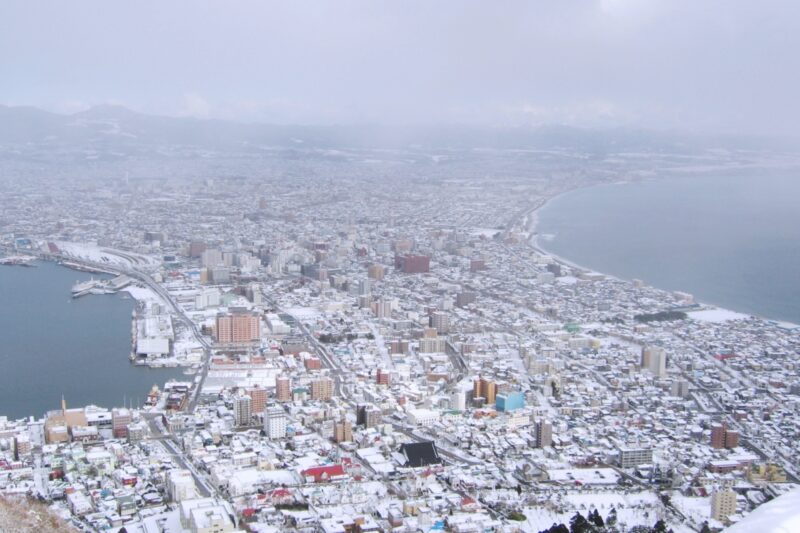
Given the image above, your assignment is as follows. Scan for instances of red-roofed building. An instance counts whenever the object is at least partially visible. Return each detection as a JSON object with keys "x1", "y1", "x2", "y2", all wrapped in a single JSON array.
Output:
[{"x1": 301, "y1": 464, "x2": 347, "y2": 483}]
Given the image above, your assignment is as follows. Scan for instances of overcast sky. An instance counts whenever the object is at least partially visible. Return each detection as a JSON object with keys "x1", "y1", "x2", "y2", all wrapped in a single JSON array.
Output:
[{"x1": 1, "y1": 1, "x2": 798, "y2": 135}]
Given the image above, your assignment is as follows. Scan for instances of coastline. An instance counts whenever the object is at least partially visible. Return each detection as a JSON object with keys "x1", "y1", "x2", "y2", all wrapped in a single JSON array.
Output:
[
  {"x1": 44, "y1": 254, "x2": 199, "y2": 368},
  {"x1": 526, "y1": 183, "x2": 800, "y2": 329},
  {"x1": 0, "y1": 260, "x2": 185, "y2": 421}
]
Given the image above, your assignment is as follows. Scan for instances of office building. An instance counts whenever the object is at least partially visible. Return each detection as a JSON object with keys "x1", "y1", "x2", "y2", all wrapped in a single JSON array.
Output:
[
  {"x1": 618, "y1": 447, "x2": 653, "y2": 468},
  {"x1": 496, "y1": 391, "x2": 525, "y2": 412}
]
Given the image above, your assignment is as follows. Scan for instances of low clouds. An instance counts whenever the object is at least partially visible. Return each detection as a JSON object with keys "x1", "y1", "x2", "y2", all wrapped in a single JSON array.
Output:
[{"x1": 1, "y1": 0, "x2": 798, "y2": 135}]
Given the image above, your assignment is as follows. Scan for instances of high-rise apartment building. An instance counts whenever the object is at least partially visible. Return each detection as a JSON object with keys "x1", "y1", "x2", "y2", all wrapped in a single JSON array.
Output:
[
  {"x1": 711, "y1": 489, "x2": 737, "y2": 522},
  {"x1": 265, "y1": 406, "x2": 287, "y2": 439},
  {"x1": 233, "y1": 394, "x2": 252, "y2": 427},
  {"x1": 711, "y1": 423, "x2": 740, "y2": 449},
  {"x1": 376, "y1": 368, "x2": 391, "y2": 386},
  {"x1": 334, "y1": 418, "x2": 353, "y2": 443},
  {"x1": 357, "y1": 404, "x2": 382, "y2": 428},
  {"x1": 311, "y1": 378, "x2": 334, "y2": 401},
  {"x1": 456, "y1": 291, "x2": 477, "y2": 308},
  {"x1": 215, "y1": 309, "x2": 261, "y2": 344},
  {"x1": 189, "y1": 241, "x2": 207, "y2": 258},
  {"x1": 276, "y1": 376, "x2": 292, "y2": 402},
  {"x1": 430, "y1": 311, "x2": 450, "y2": 334},
  {"x1": 535, "y1": 419, "x2": 553, "y2": 448},
  {"x1": 371, "y1": 300, "x2": 393, "y2": 319},
  {"x1": 367, "y1": 264, "x2": 385, "y2": 280},
  {"x1": 641, "y1": 346, "x2": 667, "y2": 378},
  {"x1": 473, "y1": 377, "x2": 498, "y2": 405},
  {"x1": 246, "y1": 386, "x2": 267, "y2": 413}
]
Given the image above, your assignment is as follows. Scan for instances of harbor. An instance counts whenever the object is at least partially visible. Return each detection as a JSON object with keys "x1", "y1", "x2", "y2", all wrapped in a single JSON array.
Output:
[
  {"x1": 71, "y1": 274, "x2": 133, "y2": 298},
  {"x1": 0, "y1": 255, "x2": 36, "y2": 267}
]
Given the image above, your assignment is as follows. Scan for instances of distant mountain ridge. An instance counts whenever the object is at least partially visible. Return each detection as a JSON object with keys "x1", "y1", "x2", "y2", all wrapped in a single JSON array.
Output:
[{"x1": 0, "y1": 103, "x2": 791, "y2": 153}]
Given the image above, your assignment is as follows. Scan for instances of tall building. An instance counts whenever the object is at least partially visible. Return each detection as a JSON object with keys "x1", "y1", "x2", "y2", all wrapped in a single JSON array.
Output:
[
  {"x1": 246, "y1": 386, "x2": 268, "y2": 414},
  {"x1": 376, "y1": 368, "x2": 391, "y2": 386},
  {"x1": 311, "y1": 378, "x2": 334, "y2": 401},
  {"x1": 473, "y1": 377, "x2": 497, "y2": 405},
  {"x1": 367, "y1": 264, "x2": 385, "y2": 280},
  {"x1": 358, "y1": 279, "x2": 371, "y2": 296},
  {"x1": 276, "y1": 376, "x2": 292, "y2": 402},
  {"x1": 389, "y1": 339, "x2": 409, "y2": 355},
  {"x1": 371, "y1": 300, "x2": 393, "y2": 319},
  {"x1": 233, "y1": 394, "x2": 252, "y2": 427},
  {"x1": 534, "y1": 419, "x2": 553, "y2": 448},
  {"x1": 640, "y1": 346, "x2": 667, "y2": 378},
  {"x1": 711, "y1": 489, "x2": 737, "y2": 522},
  {"x1": 334, "y1": 418, "x2": 353, "y2": 443},
  {"x1": 456, "y1": 291, "x2": 476, "y2": 308},
  {"x1": 216, "y1": 309, "x2": 261, "y2": 344},
  {"x1": 357, "y1": 404, "x2": 382, "y2": 428},
  {"x1": 470, "y1": 259, "x2": 486, "y2": 272},
  {"x1": 430, "y1": 311, "x2": 450, "y2": 334},
  {"x1": 711, "y1": 423, "x2": 740, "y2": 449},
  {"x1": 419, "y1": 336, "x2": 446, "y2": 353},
  {"x1": 189, "y1": 241, "x2": 207, "y2": 258},
  {"x1": 395, "y1": 254, "x2": 430, "y2": 274},
  {"x1": 201, "y1": 248, "x2": 223, "y2": 268},
  {"x1": 671, "y1": 379, "x2": 691, "y2": 398},
  {"x1": 265, "y1": 406, "x2": 287, "y2": 439},
  {"x1": 112, "y1": 408, "x2": 131, "y2": 439}
]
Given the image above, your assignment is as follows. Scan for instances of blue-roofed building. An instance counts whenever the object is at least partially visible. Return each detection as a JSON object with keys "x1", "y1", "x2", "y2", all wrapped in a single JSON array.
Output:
[{"x1": 496, "y1": 391, "x2": 525, "y2": 412}]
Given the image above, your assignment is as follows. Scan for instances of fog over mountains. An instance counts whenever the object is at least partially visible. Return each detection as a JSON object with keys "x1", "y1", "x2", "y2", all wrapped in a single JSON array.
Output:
[{"x1": 0, "y1": 104, "x2": 789, "y2": 158}]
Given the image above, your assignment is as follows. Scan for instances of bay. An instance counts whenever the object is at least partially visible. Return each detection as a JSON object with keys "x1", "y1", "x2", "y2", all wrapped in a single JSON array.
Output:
[
  {"x1": 537, "y1": 173, "x2": 800, "y2": 324},
  {"x1": 0, "y1": 261, "x2": 184, "y2": 420}
]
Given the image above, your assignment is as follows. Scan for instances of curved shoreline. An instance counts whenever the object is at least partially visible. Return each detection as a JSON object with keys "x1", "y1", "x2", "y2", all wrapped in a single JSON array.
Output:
[{"x1": 526, "y1": 183, "x2": 800, "y2": 328}]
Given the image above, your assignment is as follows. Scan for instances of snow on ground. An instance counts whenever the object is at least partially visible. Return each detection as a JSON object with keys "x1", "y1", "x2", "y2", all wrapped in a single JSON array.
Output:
[
  {"x1": 556, "y1": 276, "x2": 579, "y2": 285},
  {"x1": 521, "y1": 490, "x2": 676, "y2": 533},
  {"x1": 470, "y1": 227, "x2": 503, "y2": 238},
  {"x1": 122, "y1": 284, "x2": 166, "y2": 307},
  {"x1": 726, "y1": 488, "x2": 800, "y2": 532},
  {"x1": 688, "y1": 308, "x2": 750, "y2": 323},
  {"x1": 670, "y1": 493, "x2": 712, "y2": 526},
  {"x1": 54, "y1": 241, "x2": 159, "y2": 269},
  {"x1": 286, "y1": 307, "x2": 322, "y2": 321}
]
